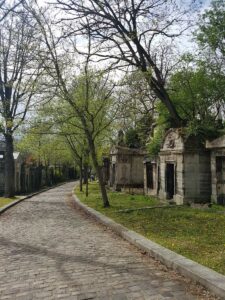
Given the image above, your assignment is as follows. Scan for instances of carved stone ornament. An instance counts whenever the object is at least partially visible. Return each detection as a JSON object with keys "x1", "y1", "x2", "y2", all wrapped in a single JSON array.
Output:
[{"x1": 166, "y1": 137, "x2": 175, "y2": 149}]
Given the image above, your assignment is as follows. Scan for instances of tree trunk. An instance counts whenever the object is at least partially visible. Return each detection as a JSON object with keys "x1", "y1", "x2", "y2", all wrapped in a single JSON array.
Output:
[
  {"x1": 79, "y1": 159, "x2": 83, "y2": 192},
  {"x1": 88, "y1": 137, "x2": 110, "y2": 207},
  {"x1": 84, "y1": 163, "x2": 89, "y2": 197},
  {"x1": 4, "y1": 133, "x2": 15, "y2": 197},
  {"x1": 85, "y1": 174, "x2": 88, "y2": 197},
  {"x1": 140, "y1": 66, "x2": 183, "y2": 127},
  {"x1": 83, "y1": 163, "x2": 88, "y2": 184},
  {"x1": 159, "y1": 92, "x2": 183, "y2": 127},
  {"x1": 160, "y1": 92, "x2": 184, "y2": 127}
]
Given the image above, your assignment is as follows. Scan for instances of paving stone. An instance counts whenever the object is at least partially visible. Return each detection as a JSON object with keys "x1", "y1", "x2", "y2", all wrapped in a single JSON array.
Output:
[
  {"x1": 0, "y1": 182, "x2": 217, "y2": 300},
  {"x1": 112, "y1": 294, "x2": 127, "y2": 300}
]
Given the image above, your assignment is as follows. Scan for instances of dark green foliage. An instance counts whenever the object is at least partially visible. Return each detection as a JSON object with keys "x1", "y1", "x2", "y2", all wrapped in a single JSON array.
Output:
[
  {"x1": 157, "y1": 65, "x2": 225, "y2": 139},
  {"x1": 147, "y1": 127, "x2": 164, "y2": 155},
  {"x1": 125, "y1": 128, "x2": 141, "y2": 149},
  {"x1": 117, "y1": 130, "x2": 126, "y2": 146}
]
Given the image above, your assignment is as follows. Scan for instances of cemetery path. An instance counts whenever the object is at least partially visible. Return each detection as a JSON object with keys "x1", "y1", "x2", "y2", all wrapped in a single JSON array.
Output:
[{"x1": 0, "y1": 182, "x2": 213, "y2": 300}]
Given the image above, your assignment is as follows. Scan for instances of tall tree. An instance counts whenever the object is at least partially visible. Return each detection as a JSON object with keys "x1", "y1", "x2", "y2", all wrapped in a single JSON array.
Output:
[
  {"x1": 55, "y1": 0, "x2": 198, "y2": 126},
  {"x1": 46, "y1": 101, "x2": 91, "y2": 193},
  {"x1": 27, "y1": 4, "x2": 116, "y2": 206},
  {"x1": 69, "y1": 69, "x2": 116, "y2": 207},
  {"x1": 119, "y1": 70, "x2": 157, "y2": 145},
  {"x1": 64, "y1": 131, "x2": 88, "y2": 193},
  {"x1": 0, "y1": 8, "x2": 43, "y2": 196}
]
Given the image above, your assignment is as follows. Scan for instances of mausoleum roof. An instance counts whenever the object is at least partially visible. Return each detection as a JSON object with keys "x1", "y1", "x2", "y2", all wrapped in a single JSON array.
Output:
[
  {"x1": 161, "y1": 128, "x2": 206, "y2": 153},
  {"x1": 206, "y1": 135, "x2": 225, "y2": 149}
]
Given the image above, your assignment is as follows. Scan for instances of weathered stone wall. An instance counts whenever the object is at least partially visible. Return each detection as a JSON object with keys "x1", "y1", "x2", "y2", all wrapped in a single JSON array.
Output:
[
  {"x1": 210, "y1": 150, "x2": 225, "y2": 203},
  {"x1": 131, "y1": 156, "x2": 144, "y2": 185},
  {"x1": 183, "y1": 153, "x2": 199, "y2": 200},
  {"x1": 116, "y1": 162, "x2": 131, "y2": 186},
  {"x1": 183, "y1": 152, "x2": 211, "y2": 203},
  {"x1": 113, "y1": 156, "x2": 144, "y2": 187},
  {"x1": 109, "y1": 147, "x2": 145, "y2": 191}
]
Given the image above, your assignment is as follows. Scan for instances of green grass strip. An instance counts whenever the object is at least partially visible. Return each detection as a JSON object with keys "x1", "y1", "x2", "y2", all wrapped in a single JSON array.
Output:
[{"x1": 75, "y1": 182, "x2": 225, "y2": 275}]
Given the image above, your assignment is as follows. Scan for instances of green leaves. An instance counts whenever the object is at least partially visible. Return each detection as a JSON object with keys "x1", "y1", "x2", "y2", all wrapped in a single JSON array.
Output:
[
  {"x1": 147, "y1": 126, "x2": 164, "y2": 156},
  {"x1": 156, "y1": 63, "x2": 225, "y2": 138},
  {"x1": 196, "y1": 0, "x2": 225, "y2": 56},
  {"x1": 125, "y1": 128, "x2": 141, "y2": 149}
]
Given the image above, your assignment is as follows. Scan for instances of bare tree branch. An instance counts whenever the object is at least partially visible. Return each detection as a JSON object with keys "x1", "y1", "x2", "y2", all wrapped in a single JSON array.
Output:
[
  {"x1": 0, "y1": 0, "x2": 24, "y2": 22},
  {"x1": 55, "y1": 0, "x2": 200, "y2": 126}
]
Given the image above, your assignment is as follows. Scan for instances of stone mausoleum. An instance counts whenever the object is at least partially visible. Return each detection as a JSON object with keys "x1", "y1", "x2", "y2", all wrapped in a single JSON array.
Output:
[
  {"x1": 157, "y1": 129, "x2": 211, "y2": 204},
  {"x1": 109, "y1": 145, "x2": 145, "y2": 193}
]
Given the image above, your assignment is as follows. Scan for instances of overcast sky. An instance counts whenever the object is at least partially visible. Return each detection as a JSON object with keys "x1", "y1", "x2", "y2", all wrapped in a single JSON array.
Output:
[
  {"x1": 38, "y1": 0, "x2": 212, "y2": 10},
  {"x1": 35, "y1": 0, "x2": 213, "y2": 66}
]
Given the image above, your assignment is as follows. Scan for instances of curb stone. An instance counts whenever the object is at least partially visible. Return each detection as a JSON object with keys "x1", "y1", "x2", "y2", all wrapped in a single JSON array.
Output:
[
  {"x1": 72, "y1": 191, "x2": 225, "y2": 300},
  {"x1": 0, "y1": 181, "x2": 69, "y2": 216}
]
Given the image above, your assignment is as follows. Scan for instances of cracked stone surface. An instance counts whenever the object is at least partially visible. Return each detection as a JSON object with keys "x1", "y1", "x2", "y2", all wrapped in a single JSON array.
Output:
[{"x1": 0, "y1": 182, "x2": 218, "y2": 299}]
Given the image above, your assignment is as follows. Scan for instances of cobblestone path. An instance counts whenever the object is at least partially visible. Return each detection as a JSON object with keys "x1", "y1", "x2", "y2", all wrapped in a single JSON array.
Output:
[{"x1": 0, "y1": 182, "x2": 214, "y2": 300}]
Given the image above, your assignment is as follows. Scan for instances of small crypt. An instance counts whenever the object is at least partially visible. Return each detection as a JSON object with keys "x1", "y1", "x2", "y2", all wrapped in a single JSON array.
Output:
[
  {"x1": 206, "y1": 135, "x2": 225, "y2": 205},
  {"x1": 158, "y1": 128, "x2": 211, "y2": 204},
  {"x1": 109, "y1": 145, "x2": 145, "y2": 193}
]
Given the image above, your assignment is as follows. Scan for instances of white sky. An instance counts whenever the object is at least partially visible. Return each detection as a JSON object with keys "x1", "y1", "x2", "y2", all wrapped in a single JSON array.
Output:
[{"x1": 35, "y1": 0, "x2": 213, "y2": 71}]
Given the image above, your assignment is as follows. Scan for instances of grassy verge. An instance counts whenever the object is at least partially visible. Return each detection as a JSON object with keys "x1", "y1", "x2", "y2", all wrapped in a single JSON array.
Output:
[
  {"x1": 75, "y1": 182, "x2": 225, "y2": 275},
  {"x1": 0, "y1": 197, "x2": 18, "y2": 208}
]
